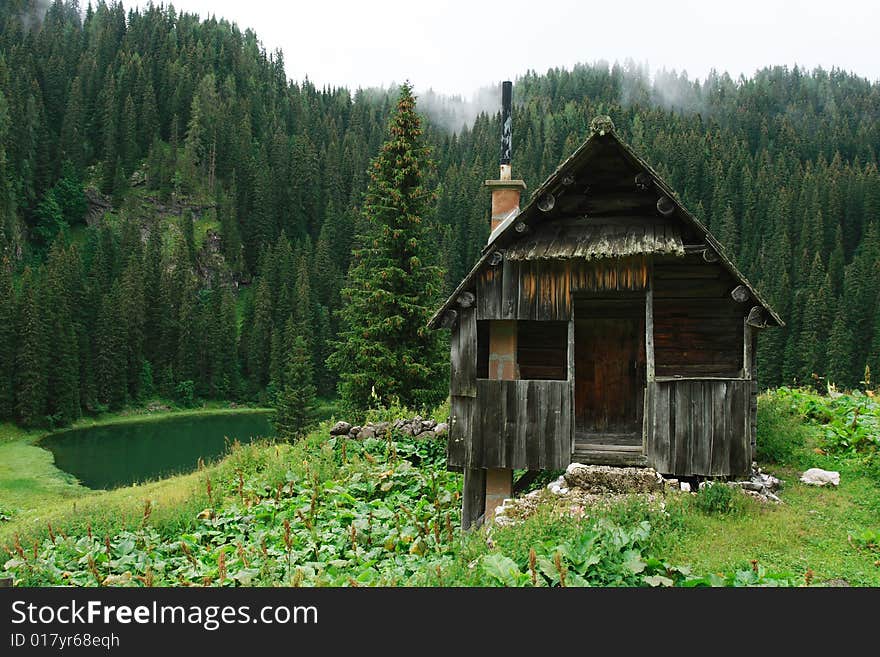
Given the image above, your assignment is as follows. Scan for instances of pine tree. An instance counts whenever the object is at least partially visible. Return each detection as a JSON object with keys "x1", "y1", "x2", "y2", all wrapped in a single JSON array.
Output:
[
  {"x1": 868, "y1": 292, "x2": 880, "y2": 387},
  {"x1": 0, "y1": 257, "x2": 16, "y2": 418},
  {"x1": 827, "y1": 304, "x2": 854, "y2": 390},
  {"x1": 15, "y1": 268, "x2": 49, "y2": 426},
  {"x1": 44, "y1": 242, "x2": 81, "y2": 424},
  {"x1": 273, "y1": 328, "x2": 316, "y2": 440},
  {"x1": 328, "y1": 84, "x2": 445, "y2": 410},
  {"x1": 798, "y1": 256, "x2": 833, "y2": 386},
  {"x1": 94, "y1": 283, "x2": 127, "y2": 409},
  {"x1": 142, "y1": 226, "x2": 164, "y2": 368},
  {"x1": 120, "y1": 257, "x2": 146, "y2": 398},
  {"x1": 247, "y1": 277, "x2": 273, "y2": 389},
  {"x1": 121, "y1": 94, "x2": 138, "y2": 174},
  {"x1": 716, "y1": 204, "x2": 739, "y2": 262},
  {"x1": 210, "y1": 288, "x2": 239, "y2": 399},
  {"x1": 175, "y1": 278, "x2": 200, "y2": 387}
]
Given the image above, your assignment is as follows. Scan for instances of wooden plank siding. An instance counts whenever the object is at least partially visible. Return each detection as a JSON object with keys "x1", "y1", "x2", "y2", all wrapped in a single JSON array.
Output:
[
  {"x1": 447, "y1": 394, "x2": 473, "y2": 471},
  {"x1": 649, "y1": 378, "x2": 751, "y2": 476},
  {"x1": 653, "y1": 257, "x2": 744, "y2": 378},
  {"x1": 447, "y1": 379, "x2": 571, "y2": 471},
  {"x1": 476, "y1": 257, "x2": 648, "y2": 322},
  {"x1": 517, "y1": 321, "x2": 568, "y2": 380},
  {"x1": 449, "y1": 306, "x2": 477, "y2": 397}
]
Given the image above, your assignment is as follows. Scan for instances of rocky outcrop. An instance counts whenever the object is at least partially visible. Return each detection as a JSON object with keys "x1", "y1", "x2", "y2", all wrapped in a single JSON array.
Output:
[{"x1": 84, "y1": 188, "x2": 112, "y2": 226}]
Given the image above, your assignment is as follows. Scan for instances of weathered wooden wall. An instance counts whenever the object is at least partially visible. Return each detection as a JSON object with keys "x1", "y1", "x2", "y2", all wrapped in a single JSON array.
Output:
[
  {"x1": 648, "y1": 378, "x2": 751, "y2": 476},
  {"x1": 448, "y1": 379, "x2": 571, "y2": 471},
  {"x1": 476, "y1": 257, "x2": 648, "y2": 322},
  {"x1": 449, "y1": 306, "x2": 477, "y2": 397},
  {"x1": 448, "y1": 307, "x2": 476, "y2": 473},
  {"x1": 450, "y1": 251, "x2": 758, "y2": 478},
  {"x1": 517, "y1": 320, "x2": 568, "y2": 380},
  {"x1": 653, "y1": 256, "x2": 744, "y2": 378}
]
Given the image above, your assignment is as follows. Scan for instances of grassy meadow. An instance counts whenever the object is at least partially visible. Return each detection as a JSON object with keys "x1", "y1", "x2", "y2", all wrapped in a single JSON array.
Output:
[{"x1": 1, "y1": 390, "x2": 878, "y2": 586}]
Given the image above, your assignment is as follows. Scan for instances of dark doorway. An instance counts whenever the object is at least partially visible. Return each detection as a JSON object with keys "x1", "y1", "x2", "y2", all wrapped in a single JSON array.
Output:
[{"x1": 574, "y1": 297, "x2": 646, "y2": 450}]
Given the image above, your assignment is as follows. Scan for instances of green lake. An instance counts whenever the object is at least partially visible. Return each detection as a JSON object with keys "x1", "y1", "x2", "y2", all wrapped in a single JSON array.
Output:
[{"x1": 39, "y1": 412, "x2": 275, "y2": 490}]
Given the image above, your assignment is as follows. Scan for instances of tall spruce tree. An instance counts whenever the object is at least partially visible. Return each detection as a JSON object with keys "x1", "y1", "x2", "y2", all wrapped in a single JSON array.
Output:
[
  {"x1": 15, "y1": 267, "x2": 49, "y2": 426},
  {"x1": 273, "y1": 322, "x2": 316, "y2": 440},
  {"x1": 328, "y1": 84, "x2": 445, "y2": 410},
  {"x1": 0, "y1": 257, "x2": 16, "y2": 417}
]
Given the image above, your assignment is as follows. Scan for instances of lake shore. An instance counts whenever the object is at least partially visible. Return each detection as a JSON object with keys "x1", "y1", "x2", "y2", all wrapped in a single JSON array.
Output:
[{"x1": 0, "y1": 403, "x2": 273, "y2": 542}]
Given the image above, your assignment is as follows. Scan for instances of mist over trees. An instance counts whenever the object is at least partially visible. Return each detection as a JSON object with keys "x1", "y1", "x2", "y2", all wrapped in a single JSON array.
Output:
[{"x1": 1, "y1": 0, "x2": 879, "y2": 427}]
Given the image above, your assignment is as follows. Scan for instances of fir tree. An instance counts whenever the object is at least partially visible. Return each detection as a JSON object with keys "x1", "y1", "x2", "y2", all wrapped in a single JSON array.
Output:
[
  {"x1": 247, "y1": 277, "x2": 273, "y2": 389},
  {"x1": 273, "y1": 329, "x2": 316, "y2": 440},
  {"x1": 15, "y1": 268, "x2": 49, "y2": 426},
  {"x1": 210, "y1": 288, "x2": 239, "y2": 399},
  {"x1": 44, "y1": 242, "x2": 81, "y2": 424},
  {"x1": 94, "y1": 283, "x2": 127, "y2": 408},
  {"x1": 0, "y1": 257, "x2": 16, "y2": 417},
  {"x1": 328, "y1": 84, "x2": 445, "y2": 410},
  {"x1": 827, "y1": 304, "x2": 854, "y2": 389}
]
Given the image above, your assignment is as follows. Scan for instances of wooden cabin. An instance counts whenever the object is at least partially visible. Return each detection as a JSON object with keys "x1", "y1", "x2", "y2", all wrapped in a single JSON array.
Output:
[{"x1": 428, "y1": 100, "x2": 782, "y2": 529}]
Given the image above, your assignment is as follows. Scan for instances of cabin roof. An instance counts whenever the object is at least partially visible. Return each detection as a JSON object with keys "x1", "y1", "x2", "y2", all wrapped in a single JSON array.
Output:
[
  {"x1": 428, "y1": 117, "x2": 783, "y2": 329},
  {"x1": 504, "y1": 218, "x2": 684, "y2": 261}
]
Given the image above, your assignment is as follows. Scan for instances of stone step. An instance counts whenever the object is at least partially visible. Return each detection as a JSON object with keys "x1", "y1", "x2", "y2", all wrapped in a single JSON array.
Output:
[{"x1": 564, "y1": 462, "x2": 662, "y2": 493}]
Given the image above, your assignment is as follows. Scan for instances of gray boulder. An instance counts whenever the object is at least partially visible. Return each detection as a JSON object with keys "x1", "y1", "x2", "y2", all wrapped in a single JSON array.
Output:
[{"x1": 329, "y1": 421, "x2": 352, "y2": 436}]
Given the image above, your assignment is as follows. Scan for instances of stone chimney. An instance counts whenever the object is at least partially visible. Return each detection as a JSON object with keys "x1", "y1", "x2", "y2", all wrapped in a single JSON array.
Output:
[{"x1": 485, "y1": 81, "x2": 526, "y2": 238}]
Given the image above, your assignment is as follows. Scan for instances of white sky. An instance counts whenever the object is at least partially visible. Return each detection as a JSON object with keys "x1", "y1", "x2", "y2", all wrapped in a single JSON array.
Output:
[{"x1": 130, "y1": 0, "x2": 879, "y2": 96}]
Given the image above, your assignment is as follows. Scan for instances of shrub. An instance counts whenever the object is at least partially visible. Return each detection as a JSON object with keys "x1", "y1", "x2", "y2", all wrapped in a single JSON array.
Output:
[
  {"x1": 756, "y1": 393, "x2": 811, "y2": 465},
  {"x1": 694, "y1": 482, "x2": 743, "y2": 516},
  {"x1": 174, "y1": 380, "x2": 195, "y2": 407},
  {"x1": 767, "y1": 387, "x2": 880, "y2": 456}
]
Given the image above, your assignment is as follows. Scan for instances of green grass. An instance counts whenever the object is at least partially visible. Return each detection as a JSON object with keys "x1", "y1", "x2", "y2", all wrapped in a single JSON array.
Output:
[
  {"x1": 0, "y1": 423, "x2": 86, "y2": 512},
  {"x1": 654, "y1": 393, "x2": 880, "y2": 586},
  {"x1": 3, "y1": 390, "x2": 879, "y2": 586}
]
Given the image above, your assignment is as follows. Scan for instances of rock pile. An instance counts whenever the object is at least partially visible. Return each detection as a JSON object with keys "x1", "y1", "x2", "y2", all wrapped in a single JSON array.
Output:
[
  {"x1": 494, "y1": 461, "x2": 787, "y2": 526},
  {"x1": 494, "y1": 463, "x2": 666, "y2": 526},
  {"x1": 328, "y1": 416, "x2": 448, "y2": 440},
  {"x1": 721, "y1": 463, "x2": 783, "y2": 502}
]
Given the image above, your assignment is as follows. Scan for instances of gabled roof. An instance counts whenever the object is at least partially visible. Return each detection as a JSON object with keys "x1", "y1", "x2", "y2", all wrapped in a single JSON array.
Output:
[{"x1": 428, "y1": 117, "x2": 783, "y2": 329}]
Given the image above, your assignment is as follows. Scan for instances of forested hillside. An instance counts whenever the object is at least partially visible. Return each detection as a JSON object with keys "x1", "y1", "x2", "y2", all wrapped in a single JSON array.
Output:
[{"x1": 1, "y1": 0, "x2": 879, "y2": 428}]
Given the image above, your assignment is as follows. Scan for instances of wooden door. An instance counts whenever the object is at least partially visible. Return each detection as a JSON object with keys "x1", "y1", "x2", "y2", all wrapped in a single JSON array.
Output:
[{"x1": 574, "y1": 300, "x2": 645, "y2": 447}]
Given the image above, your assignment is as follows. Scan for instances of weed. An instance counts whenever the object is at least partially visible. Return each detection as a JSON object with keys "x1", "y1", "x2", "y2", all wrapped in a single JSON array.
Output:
[{"x1": 694, "y1": 482, "x2": 744, "y2": 516}]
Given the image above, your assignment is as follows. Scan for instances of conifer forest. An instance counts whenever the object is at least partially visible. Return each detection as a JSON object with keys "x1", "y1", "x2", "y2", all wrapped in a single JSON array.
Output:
[{"x1": 1, "y1": 0, "x2": 880, "y2": 430}]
